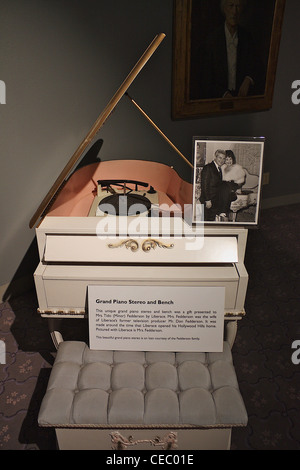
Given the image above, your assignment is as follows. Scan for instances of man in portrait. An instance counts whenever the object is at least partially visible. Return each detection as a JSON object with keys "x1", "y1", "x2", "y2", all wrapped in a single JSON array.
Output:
[{"x1": 196, "y1": 0, "x2": 262, "y2": 99}]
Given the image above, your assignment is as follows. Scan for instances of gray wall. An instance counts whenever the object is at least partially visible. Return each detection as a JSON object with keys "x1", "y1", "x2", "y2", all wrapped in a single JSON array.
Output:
[{"x1": 0, "y1": 0, "x2": 299, "y2": 291}]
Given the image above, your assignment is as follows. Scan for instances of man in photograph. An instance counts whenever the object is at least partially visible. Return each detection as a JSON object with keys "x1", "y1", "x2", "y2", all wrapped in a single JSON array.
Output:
[{"x1": 200, "y1": 149, "x2": 226, "y2": 221}]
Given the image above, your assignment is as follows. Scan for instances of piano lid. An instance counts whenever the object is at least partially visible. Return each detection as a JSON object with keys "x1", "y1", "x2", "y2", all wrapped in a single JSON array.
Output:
[{"x1": 29, "y1": 33, "x2": 166, "y2": 229}]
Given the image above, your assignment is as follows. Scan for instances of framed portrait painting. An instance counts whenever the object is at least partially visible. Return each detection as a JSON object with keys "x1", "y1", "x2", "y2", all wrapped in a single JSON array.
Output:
[
  {"x1": 192, "y1": 137, "x2": 265, "y2": 225},
  {"x1": 172, "y1": 0, "x2": 286, "y2": 118}
]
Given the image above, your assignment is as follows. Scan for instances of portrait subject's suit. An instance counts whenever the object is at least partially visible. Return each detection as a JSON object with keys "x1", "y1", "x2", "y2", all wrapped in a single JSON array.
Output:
[{"x1": 198, "y1": 25, "x2": 261, "y2": 99}]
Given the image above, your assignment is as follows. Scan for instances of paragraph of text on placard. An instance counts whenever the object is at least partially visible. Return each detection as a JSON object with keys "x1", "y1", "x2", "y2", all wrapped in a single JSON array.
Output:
[{"x1": 88, "y1": 285, "x2": 225, "y2": 352}]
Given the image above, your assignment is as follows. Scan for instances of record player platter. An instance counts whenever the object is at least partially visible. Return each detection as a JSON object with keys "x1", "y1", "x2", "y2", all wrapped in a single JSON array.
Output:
[
  {"x1": 98, "y1": 193, "x2": 152, "y2": 216},
  {"x1": 88, "y1": 179, "x2": 159, "y2": 217}
]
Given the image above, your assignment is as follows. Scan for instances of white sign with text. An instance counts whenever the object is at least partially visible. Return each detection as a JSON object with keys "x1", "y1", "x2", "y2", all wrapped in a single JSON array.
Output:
[{"x1": 88, "y1": 285, "x2": 225, "y2": 352}]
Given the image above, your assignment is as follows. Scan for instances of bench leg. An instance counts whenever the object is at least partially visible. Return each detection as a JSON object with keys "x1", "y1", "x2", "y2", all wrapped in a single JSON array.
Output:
[
  {"x1": 48, "y1": 318, "x2": 63, "y2": 349},
  {"x1": 225, "y1": 320, "x2": 238, "y2": 348}
]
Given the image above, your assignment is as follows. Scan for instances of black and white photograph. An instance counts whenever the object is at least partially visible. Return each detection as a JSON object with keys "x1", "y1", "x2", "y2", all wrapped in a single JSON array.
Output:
[{"x1": 193, "y1": 137, "x2": 264, "y2": 225}]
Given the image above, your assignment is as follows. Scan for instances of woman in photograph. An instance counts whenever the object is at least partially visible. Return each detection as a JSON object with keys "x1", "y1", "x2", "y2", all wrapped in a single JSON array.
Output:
[
  {"x1": 222, "y1": 150, "x2": 246, "y2": 187},
  {"x1": 217, "y1": 150, "x2": 246, "y2": 220}
]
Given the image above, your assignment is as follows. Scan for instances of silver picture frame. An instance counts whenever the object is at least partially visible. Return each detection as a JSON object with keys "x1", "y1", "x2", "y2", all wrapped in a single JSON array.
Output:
[{"x1": 192, "y1": 136, "x2": 265, "y2": 225}]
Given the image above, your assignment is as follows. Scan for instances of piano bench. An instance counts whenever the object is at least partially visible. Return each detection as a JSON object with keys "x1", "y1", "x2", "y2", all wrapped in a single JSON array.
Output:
[{"x1": 38, "y1": 341, "x2": 247, "y2": 450}]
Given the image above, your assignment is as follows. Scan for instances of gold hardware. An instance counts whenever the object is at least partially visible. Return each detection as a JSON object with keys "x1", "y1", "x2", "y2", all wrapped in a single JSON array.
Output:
[
  {"x1": 110, "y1": 431, "x2": 178, "y2": 450},
  {"x1": 142, "y1": 238, "x2": 174, "y2": 252},
  {"x1": 107, "y1": 239, "x2": 139, "y2": 252},
  {"x1": 107, "y1": 238, "x2": 174, "y2": 252}
]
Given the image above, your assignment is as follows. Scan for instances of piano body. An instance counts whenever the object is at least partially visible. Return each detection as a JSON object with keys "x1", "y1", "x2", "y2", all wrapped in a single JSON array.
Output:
[{"x1": 30, "y1": 34, "x2": 248, "y2": 349}]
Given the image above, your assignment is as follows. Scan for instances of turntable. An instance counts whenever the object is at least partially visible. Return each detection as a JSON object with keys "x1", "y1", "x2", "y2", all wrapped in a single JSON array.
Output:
[{"x1": 88, "y1": 179, "x2": 159, "y2": 217}]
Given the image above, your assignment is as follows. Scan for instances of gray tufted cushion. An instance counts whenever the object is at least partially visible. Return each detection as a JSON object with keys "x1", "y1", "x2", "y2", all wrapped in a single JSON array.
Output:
[{"x1": 38, "y1": 341, "x2": 247, "y2": 428}]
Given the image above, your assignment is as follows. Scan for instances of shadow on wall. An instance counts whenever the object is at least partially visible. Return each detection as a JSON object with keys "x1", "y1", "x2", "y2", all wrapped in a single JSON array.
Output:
[
  {"x1": 2, "y1": 238, "x2": 39, "y2": 302},
  {"x1": 2, "y1": 139, "x2": 104, "y2": 303}
]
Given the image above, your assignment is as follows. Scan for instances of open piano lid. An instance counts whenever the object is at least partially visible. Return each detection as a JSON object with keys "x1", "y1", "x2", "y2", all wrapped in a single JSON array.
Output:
[{"x1": 29, "y1": 33, "x2": 166, "y2": 228}]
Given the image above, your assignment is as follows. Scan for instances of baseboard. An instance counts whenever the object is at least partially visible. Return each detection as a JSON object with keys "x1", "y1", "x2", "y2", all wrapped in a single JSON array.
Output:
[
  {"x1": 0, "y1": 275, "x2": 35, "y2": 303},
  {"x1": 261, "y1": 193, "x2": 300, "y2": 210}
]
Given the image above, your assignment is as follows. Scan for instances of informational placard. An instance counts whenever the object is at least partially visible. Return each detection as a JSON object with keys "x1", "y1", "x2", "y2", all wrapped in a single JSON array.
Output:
[{"x1": 88, "y1": 285, "x2": 225, "y2": 352}]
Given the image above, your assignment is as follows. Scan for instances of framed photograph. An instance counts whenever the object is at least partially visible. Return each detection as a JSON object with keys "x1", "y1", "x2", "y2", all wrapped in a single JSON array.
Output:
[
  {"x1": 192, "y1": 137, "x2": 265, "y2": 225},
  {"x1": 172, "y1": 0, "x2": 286, "y2": 119}
]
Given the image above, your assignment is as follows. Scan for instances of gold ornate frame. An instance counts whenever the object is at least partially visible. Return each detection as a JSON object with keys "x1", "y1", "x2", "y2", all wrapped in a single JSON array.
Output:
[{"x1": 172, "y1": 0, "x2": 286, "y2": 119}]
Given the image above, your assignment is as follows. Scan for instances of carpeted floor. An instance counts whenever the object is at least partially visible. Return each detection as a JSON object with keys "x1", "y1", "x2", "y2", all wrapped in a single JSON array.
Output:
[{"x1": 0, "y1": 204, "x2": 299, "y2": 450}]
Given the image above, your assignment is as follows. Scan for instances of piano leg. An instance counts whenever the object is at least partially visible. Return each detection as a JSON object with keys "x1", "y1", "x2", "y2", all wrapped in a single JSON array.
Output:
[
  {"x1": 48, "y1": 318, "x2": 64, "y2": 349},
  {"x1": 225, "y1": 320, "x2": 238, "y2": 348}
]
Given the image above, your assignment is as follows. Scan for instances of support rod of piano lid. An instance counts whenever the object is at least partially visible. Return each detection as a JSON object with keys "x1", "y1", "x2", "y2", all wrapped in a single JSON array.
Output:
[{"x1": 125, "y1": 93, "x2": 194, "y2": 169}]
